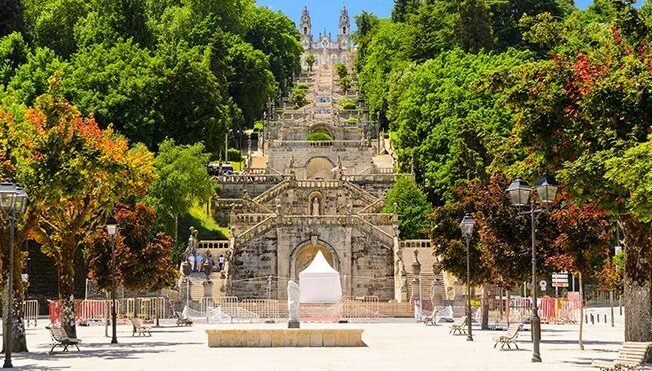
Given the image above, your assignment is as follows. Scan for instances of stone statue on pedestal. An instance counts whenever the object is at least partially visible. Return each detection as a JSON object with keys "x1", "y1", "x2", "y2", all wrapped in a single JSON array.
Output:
[{"x1": 287, "y1": 280, "x2": 300, "y2": 328}]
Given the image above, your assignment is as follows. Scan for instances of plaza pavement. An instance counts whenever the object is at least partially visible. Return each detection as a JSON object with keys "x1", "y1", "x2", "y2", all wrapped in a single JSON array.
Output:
[{"x1": 6, "y1": 308, "x2": 641, "y2": 371}]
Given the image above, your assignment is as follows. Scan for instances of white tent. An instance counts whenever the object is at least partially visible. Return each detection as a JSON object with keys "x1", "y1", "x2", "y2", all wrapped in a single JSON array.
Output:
[{"x1": 299, "y1": 251, "x2": 342, "y2": 303}]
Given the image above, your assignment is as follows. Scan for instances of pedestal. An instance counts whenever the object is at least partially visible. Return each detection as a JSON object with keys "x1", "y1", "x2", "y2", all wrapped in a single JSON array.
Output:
[
  {"x1": 288, "y1": 320, "x2": 300, "y2": 329},
  {"x1": 203, "y1": 281, "x2": 213, "y2": 297}
]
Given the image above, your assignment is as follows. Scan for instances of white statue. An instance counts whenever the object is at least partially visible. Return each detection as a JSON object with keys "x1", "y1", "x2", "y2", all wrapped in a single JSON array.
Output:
[
  {"x1": 287, "y1": 280, "x2": 300, "y2": 324},
  {"x1": 312, "y1": 197, "x2": 320, "y2": 216}
]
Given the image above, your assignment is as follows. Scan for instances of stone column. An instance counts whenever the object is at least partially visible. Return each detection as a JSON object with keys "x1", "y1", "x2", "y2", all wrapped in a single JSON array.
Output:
[{"x1": 276, "y1": 228, "x2": 291, "y2": 300}]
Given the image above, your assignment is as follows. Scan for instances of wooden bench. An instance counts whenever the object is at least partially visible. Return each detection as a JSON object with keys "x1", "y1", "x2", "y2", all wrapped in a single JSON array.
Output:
[
  {"x1": 46, "y1": 326, "x2": 82, "y2": 354},
  {"x1": 174, "y1": 311, "x2": 193, "y2": 327},
  {"x1": 129, "y1": 317, "x2": 153, "y2": 337},
  {"x1": 592, "y1": 342, "x2": 652, "y2": 371},
  {"x1": 492, "y1": 323, "x2": 523, "y2": 350},
  {"x1": 423, "y1": 308, "x2": 440, "y2": 326},
  {"x1": 449, "y1": 317, "x2": 468, "y2": 335}
]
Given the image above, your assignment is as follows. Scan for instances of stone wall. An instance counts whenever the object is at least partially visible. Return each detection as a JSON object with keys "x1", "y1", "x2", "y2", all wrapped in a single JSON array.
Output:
[
  {"x1": 230, "y1": 233, "x2": 278, "y2": 299},
  {"x1": 350, "y1": 230, "x2": 394, "y2": 301},
  {"x1": 267, "y1": 145, "x2": 376, "y2": 177}
]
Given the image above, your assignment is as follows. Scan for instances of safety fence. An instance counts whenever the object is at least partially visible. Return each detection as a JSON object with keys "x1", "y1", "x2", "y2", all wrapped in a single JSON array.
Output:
[
  {"x1": 48, "y1": 297, "x2": 170, "y2": 324},
  {"x1": 483, "y1": 295, "x2": 582, "y2": 326},
  {"x1": 23, "y1": 300, "x2": 39, "y2": 327},
  {"x1": 341, "y1": 296, "x2": 380, "y2": 319}
]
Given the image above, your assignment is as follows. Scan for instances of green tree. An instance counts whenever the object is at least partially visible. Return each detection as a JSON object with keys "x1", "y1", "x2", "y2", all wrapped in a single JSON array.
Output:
[
  {"x1": 0, "y1": 0, "x2": 22, "y2": 37},
  {"x1": 387, "y1": 49, "x2": 531, "y2": 201},
  {"x1": 457, "y1": 0, "x2": 494, "y2": 52},
  {"x1": 86, "y1": 203, "x2": 177, "y2": 297},
  {"x1": 27, "y1": 0, "x2": 90, "y2": 57},
  {"x1": 497, "y1": 10, "x2": 652, "y2": 340},
  {"x1": 8, "y1": 46, "x2": 69, "y2": 105},
  {"x1": 391, "y1": 0, "x2": 420, "y2": 23},
  {"x1": 244, "y1": 6, "x2": 302, "y2": 96},
  {"x1": 353, "y1": 11, "x2": 380, "y2": 74},
  {"x1": 225, "y1": 34, "x2": 275, "y2": 128},
  {"x1": 383, "y1": 176, "x2": 432, "y2": 239},
  {"x1": 339, "y1": 75, "x2": 352, "y2": 95},
  {"x1": 6, "y1": 75, "x2": 156, "y2": 338},
  {"x1": 306, "y1": 54, "x2": 315, "y2": 72},
  {"x1": 0, "y1": 32, "x2": 28, "y2": 85},
  {"x1": 145, "y1": 139, "x2": 215, "y2": 242},
  {"x1": 334, "y1": 63, "x2": 348, "y2": 79}
]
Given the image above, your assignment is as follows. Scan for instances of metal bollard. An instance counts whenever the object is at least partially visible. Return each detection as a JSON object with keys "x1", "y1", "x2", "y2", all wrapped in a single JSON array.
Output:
[
  {"x1": 597, "y1": 314, "x2": 600, "y2": 323},
  {"x1": 590, "y1": 313, "x2": 594, "y2": 324},
  {"x1": 604, "y1": 314, "x2": 607, "y2": 323},
  {"x1": 585, "y1": 314, "x2": 588, "y2": 324}
]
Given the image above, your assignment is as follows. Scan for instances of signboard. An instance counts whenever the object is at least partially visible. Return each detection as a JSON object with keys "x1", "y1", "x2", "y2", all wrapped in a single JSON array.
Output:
[
  {"x1": 539, "y1": 280, "x2": 547, "y2": 291},
  {"x1": 552, "y1": 272, "x2": 569, "y2": 288}
]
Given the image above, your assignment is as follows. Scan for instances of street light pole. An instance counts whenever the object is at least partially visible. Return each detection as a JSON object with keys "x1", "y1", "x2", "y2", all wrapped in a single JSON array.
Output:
[
  {"x1": 106, "y1": 214, "x2": 118, "y2": 344},
  {"x1": 0, "y1": 181, "x2": 28, "y2": 369},
  {"x1": 460, "y1": 213, "x2": 475, "y2": 342},
  {"x1": 529, "y1": 202, "x2": 541, "y2": 362},
  {"x1": 506, "y1": 176, "x2": 558, "y2": 363}
]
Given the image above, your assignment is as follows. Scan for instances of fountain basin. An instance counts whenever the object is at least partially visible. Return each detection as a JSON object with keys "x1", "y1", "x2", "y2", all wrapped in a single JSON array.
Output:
[{"x1": 206, "y1": 329, "x2": 364, "y2": 347}]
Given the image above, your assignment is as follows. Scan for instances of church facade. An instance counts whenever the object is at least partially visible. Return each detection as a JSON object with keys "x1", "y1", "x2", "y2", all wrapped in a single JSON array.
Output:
[{"x1": 299, "y1": 6, "x2": 353, "y2": 70}]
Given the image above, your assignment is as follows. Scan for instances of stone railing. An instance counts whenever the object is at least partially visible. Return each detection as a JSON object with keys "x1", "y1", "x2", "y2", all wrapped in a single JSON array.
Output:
[
  {"x1": 279, "y1": 215, "x2": 349, "y2": 226},
  {"x1": 243, "y1": 198, "x2": 274, "y2": 214},
  {"x1": 215, "y1": 175, "x2": 285, "y2": 184},
  {"x1": 359, "y1": 213, "x2": 393, "y2": 226},
  {"x1": 351, "y1": 215, "x2": 394, "y2": 247},
  {"x1": 215, "y1": 198, "x2": 244, "y2": 209},
  {"x1": 253, "y1": 179, "x2": 291, "y2": 204},
  {"x1": 359, "y1": 199, "x2": 385, "y2": 214},
  {"x1": 233, "y1": 213, "x2": 275, "y2": 225},
  {"x1": 199, "y1": 240, "x2": 230, "y2": 249},
  {"x1": 400, "y1": 240, "x2": 432, "y2": 249},
  {"x1": 270, "y1": 140, "x2": 367, "y2": 149},
  {"x1": 346, "y1": 174, "x2": 402, "y2": 184},
  {"x1": 235, "y1": 216, "x2": 276, "y2": 245},
  {"x1": 344, "y1": 181, "x2": 379, "y2": 204},
  {"x1": 294, "y1": 180, "x2": 341, "y2": 189}
]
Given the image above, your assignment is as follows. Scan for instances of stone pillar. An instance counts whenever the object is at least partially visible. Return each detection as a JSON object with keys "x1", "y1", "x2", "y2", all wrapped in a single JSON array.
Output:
[
  {"x1": 277, "y1": 228, "x2": 291, "y2": 300},
  {"x1": 203, "y1": 281, "x2": 213, "y2": 298}
]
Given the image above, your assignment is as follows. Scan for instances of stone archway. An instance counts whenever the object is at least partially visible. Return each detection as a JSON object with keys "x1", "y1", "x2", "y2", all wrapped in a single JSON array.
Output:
[
  {"x1": 290, "y1": 239, "x2": 339, "y2": 280},
  {"x1": 305, "y1": 156, "x2": 335, "y2": 179}
]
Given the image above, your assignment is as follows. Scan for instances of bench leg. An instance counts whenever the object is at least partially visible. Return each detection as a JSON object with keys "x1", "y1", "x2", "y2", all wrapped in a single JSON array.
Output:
[
  {"x1": 49, "y1": 344, "x2": 58, "y2": 354},
  {"x1": 512, "y1": 341, "x2": 518, "y2": 350},
  {"x1": 74, "y1": 344, "x2": 80, "y2": 351},
  {"x1": 494, "y1": 342, "x2": 498, "y2": 349}
]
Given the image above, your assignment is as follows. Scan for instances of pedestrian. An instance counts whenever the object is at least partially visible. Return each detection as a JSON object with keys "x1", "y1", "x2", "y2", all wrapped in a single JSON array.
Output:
[
  {"x1": 217, "y1": 255, "x2": 225, "y2": 272},
  {"x1": 196, "y1": 254, "x2": 204, "y2": 272},
  {"x1": 187, "y1": 254, "x2": 195, "y2": 272}
]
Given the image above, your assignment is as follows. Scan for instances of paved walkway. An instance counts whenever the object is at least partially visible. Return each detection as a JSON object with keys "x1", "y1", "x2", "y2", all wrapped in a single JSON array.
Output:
[{"x1": 7, "y1": 312, "x2": 636, "y2": 370}]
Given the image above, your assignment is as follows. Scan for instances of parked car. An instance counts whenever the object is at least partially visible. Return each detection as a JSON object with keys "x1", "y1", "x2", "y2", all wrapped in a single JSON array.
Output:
[{"x1": 207, "y1": 163, "x2": 235, "y2": 176}]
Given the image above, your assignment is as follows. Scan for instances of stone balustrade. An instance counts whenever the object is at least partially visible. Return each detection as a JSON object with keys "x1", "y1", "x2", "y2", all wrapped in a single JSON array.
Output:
[
  {"x1": 400, "y1": 239, "x2": 432, "y2": 249},
  {"x1": 198, "y1": 240, "x2": 230, "y2": 249},
  {"x1": 359, "y1": 213, "x2": 393, "y2": 225},
  {"x1": 206, "y1": 329, "x2": 364, "y2": 347},
  {"x1": 234, "y1": 213, "x2": 275, "y2": 224}
]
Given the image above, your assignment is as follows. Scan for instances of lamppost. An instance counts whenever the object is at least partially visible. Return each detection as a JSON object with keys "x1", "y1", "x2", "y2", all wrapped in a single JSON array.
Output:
[
  {"x1": 459, "y1": 213, "x2": 475, "y2": 342},
  {"x1": 505, "y1": 176, "x2": 559, "y2": 363},
  {"x1": 0, "y1": 181, "x2": 28, "y2": 369},
  {"x1": 106, "y1": 214, "x2": 119, "y2": 344}
]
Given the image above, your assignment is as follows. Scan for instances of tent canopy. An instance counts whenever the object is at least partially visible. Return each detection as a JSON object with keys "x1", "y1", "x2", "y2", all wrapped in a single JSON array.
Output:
[{"x1": 299, "y1": 251, "x2": 342, "y2": 303}]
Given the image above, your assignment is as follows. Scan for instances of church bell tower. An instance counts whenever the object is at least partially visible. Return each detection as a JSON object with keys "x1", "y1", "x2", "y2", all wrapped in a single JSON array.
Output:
[
  {"x1": 338, "y1": 6, "x2": 350, "y2": 49},
  {"x1": 300, "y1": 6, "x2": 312, "y2": 50}
]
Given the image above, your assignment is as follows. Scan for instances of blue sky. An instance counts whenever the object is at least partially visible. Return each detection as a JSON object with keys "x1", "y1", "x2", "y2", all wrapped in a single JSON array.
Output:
[{"x1": 256, "y1": 1, "x2": 646, "y2": 35}]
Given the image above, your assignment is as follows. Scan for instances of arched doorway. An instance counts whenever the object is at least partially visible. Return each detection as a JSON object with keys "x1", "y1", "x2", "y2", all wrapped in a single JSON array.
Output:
[
  {"x1": 305, "y1": 157, "x2": 335, "y2": 179},
  {"x1": 290, "y1": 239, "x2": 339, "y2": 280}
]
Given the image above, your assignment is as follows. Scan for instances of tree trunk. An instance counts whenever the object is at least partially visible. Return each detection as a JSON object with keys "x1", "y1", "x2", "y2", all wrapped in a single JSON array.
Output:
[
  {"x1": 610, "y1": 290, "x2": 614, "y2": 328},
  {"x1": 11, "y1": 277, "x2": 28, "y2": 352},
  {"x1": 621, "y1": 216, "x2": 652, "y2": 342},
  {"x1": 481, "y1": 283, "x2": 489, "y2": 330},
  {"x1": 57, "y1": 261, "x2": 77, "y2": 338},
  {"x1": 579, "y1": 272, "x2": 584, "y2": 351},
  {"x1": 506, "y1": 291, "x2": 511, "y2": 327}
]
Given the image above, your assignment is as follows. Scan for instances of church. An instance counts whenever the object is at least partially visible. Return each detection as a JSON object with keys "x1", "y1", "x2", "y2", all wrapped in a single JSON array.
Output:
[{"x1": 299, "y1": 6, "x2": 353, "y2": 70}]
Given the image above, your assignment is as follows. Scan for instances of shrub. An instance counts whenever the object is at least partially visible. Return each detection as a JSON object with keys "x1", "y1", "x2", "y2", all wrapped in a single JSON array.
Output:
[
  {"x1": 227, "y1": 148, "x2": 242, "y2": 162},
  {"x1": 335, "y1": 63, "x2": 348, "y2": 79},
  {"x1": 296, "y1": 83, "x2": 309, "y2": 90},
  {"x1": 253, "y1": 120, "x2": 264, "y2": 132},
  {"x1": 338, "y1": 98, "x2": 356, "y2": 110},
  {"x1": 306, "y1": 131, "x2": 333, "y2": 141}
]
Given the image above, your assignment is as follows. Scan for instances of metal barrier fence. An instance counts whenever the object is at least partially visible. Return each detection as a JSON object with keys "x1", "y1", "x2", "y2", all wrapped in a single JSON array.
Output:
[
  {"x1": 48, "y1": 297, "x2": 170, "y2": 324},
  {"x1": 240, "y1": 299, "x2": 279, "y2": 320},
  {"x1": 341, "y1": 296, "x2": 380, "y2": 320},
  {"x1": 123, "y1": 297, "x2": 167, "y2": 319},
  {"x1": 200, "y1": 296, "x2": 239, "y2": 315},
  {"x1": 23, "y1": 300, "x2": 39, "y2": 327}
]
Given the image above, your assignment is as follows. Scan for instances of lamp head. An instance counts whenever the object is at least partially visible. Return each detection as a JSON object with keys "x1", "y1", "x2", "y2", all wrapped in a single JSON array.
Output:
[
  {"x1": 535, "y1": 175, "x2": 559, "y2": 204},
  {"x1": 106, "y1": 213, "x2": 118, "y2": 237},
  {"x1": 459, "y1": 213, "x2": 476, "y2": 238},
  {"x1": 506, "y1": 178, "x2": 532, "y2": 207}
]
